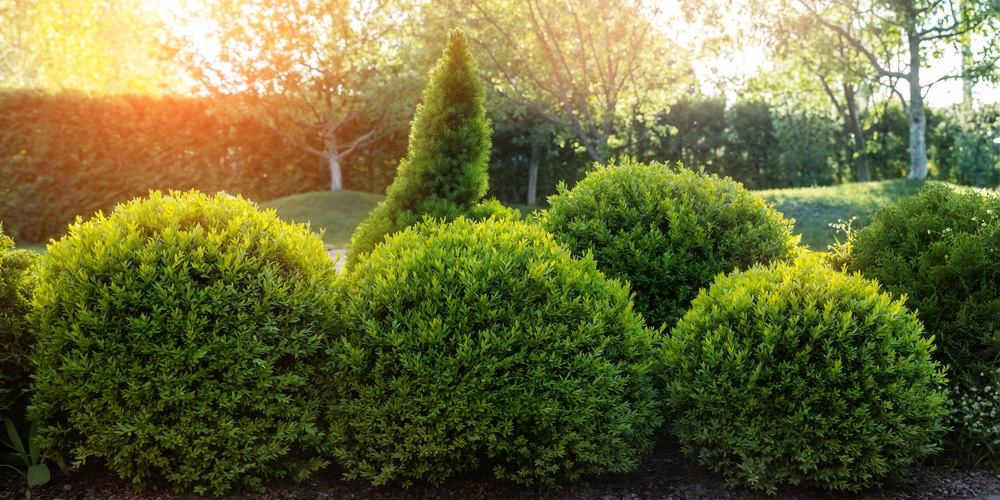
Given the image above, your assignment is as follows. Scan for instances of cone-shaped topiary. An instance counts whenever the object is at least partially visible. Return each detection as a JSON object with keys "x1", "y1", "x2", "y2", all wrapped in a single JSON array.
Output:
[
  {"x1": 663, "y1": 254, "x2": 949, "y2": 494},
  {"x1": 326, "y1": 216, "x2": 663, "y2": 488},
  {"x1": 346, "y1": 29, "x2": 511, "y2": 270},
  {"x1": 28, "y1": 191, "x2": 341, "y2": 495},
  {"x1": 0, "y1": 223, "x2": 39, "y2": 418},
  {"x1": 541, "y1": 158, "x2": 800, "y2": 330}
]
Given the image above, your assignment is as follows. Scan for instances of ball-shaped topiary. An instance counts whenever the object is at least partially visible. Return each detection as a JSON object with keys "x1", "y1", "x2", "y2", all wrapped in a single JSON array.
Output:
[
  {"x1": 29, "y1": 190, "x2": 341, "y2": 495},
  {"x1": 325, "y1": 216, "x2": 663, "y2": 488},
  {"x1": 663, "y1": 255, "x2": 949, "y2": 494},
  {"x1": 0, "y1": 223, "x2": 39, "y2": 418},
  {"x1": 844, "y1": 185, "x2": 1000, "y2": 390},
  {"x1": 841, "y1": 185, "x2": 1000, "y2": 464},
  {"x1": 541, "y1": 158, "x2": 799, "y2": 330}
]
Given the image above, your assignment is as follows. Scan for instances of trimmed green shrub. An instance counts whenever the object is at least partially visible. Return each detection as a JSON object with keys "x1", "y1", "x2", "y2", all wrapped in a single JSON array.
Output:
[
  {"x1": 841, "y1": 184, "x2": 1000, "y2": 464},
  {"x1": 663, "y1": 255, "x2": 949, "y2": 494},
  {"x1": 0, "y1": 224, "x2": 39, "y2": 418},
  {"x1": 28, "y1": 190, "x2": 341, "y2": 495},
  {"x1": 541, "y1": 158, "x2": 799, "y2": 330},
  {"x1": 326, "y1": 216, "x2": 662, "y2": 488},
  {"x1": 347, "y1": 29, "x2": 503, "y2": 269}
]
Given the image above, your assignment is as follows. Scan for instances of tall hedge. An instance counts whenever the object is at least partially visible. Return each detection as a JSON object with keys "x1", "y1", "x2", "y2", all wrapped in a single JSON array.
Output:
[
  {"x1": 0, "y1": 90, "x2": 327, "y2": 243},
  {"x1": 346, "y1": 29, "x2": 504, "y2": 269}
]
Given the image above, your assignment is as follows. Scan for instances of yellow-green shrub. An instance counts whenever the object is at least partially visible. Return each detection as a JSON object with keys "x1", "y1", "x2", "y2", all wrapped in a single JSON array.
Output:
[
  {"x1": 29, "y1": 191, "x2": 341, "y2": 495},
  {"x1": 541, "y1": 158, "x2": 799, "y2": 330},
  {"x1": 325, "y1": 217, "x2": 662, "y2": 488},
  {"x1": 663, "y1": 257, "x2": 949, "y2": 494}
]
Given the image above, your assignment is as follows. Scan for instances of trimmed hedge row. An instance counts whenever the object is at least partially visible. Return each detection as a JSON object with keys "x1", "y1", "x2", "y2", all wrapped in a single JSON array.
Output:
[{"x1": 0, "y1": 90, "x2": 327, "y2": 243}]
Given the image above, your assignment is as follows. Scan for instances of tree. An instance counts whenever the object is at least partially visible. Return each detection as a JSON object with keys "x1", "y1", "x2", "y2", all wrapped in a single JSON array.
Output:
[
  {"x1": 442, "y1": 0, "x2": 691, "y2": 165},
  {"x1": 683, "y1": 0, "x2": 1000, "y2": 181},
  {"x1": 165, "y1": 0, "x2": 415, "y2": 190},
  {"x1": 0, "y1": 0, "x2": 181, "y2": 93},
  {"x1": 346, "y1": 29, "x2": 495, "y2": 269}
]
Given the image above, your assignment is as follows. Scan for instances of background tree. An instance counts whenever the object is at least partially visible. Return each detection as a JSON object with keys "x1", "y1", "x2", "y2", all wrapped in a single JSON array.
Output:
[
  {"x1": 346, "y1": 29, "x2": 498, "y2": 269},
  {"x1": 681, "y1": 0, "x2": 1000, "y2": 181},
  {"x1": 443, "y1": 0, "x2": 691, "y2": 165},
  {"x1": 0, "y1": 0, "x2": 181, "y2": 93},
  {"x1": 164, "y1": 0, "x2": 416, "y2": 191}
]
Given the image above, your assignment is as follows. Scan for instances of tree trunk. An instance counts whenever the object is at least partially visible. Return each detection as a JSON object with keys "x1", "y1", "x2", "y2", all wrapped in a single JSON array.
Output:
[
  {"x1": 325, "y1": 131, "x2": 344, "y2": 191},
  {"x1": 527, "y1": 139, "x2": 541, "y2": 206},
  {"x1": 906, "y1": 32, "x2": 929, "y2": 181},
  {"x1": 844, "y1": 83, "x2": 871, "y2": 182}
]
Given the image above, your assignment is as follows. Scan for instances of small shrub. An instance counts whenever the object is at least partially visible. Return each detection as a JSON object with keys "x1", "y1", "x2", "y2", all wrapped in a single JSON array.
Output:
[
  {"x1": 541, "y1": 158, "x2": 799, "y2": 330},
  {"x1": 663, "y1": 256, "x2": 949, "y2": 494},
  {"x1": 347, "y1": 29, "x2": 504, "y2": 269},
  {"x1": 29, "y1": 190, "x2": 341, "y2": 495},
  {"x1": 0, "y1": 224, "x2": 39, "y2": 418},
  {"x1": 325, "y1": 216, "x2": 662, "y2": 488},
  {"x1": 842, "y1": 185, "x2": 1000, "y2": 463}
]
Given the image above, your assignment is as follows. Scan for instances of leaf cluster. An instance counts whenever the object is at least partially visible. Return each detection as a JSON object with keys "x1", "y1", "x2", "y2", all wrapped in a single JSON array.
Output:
[
  {"x1": 663, "y1": 255, "x2": 949, "y2": 493},
  {"x1": 541, "y1": 157, "x2": 800, "y2": 330},
  {"x1": 28, "y1": 190, "x2": 342, "y2": 495},
  {"x1": 326, "y1": 216, "x2": 663, "y2": 488}
]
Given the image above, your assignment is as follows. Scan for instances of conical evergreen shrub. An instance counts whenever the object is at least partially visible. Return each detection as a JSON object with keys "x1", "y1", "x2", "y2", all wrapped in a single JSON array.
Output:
[{"x1": 346, "y1": 29, "x2": 513, "y2": 269}]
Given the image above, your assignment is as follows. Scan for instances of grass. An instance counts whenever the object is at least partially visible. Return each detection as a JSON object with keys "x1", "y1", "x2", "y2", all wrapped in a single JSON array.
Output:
[
  {"x1": 260, "y1": 190, "x2": 385, "y2": 247},
  {"x1": 755, "y1": 179, "x2": 937, "y2": 251}
]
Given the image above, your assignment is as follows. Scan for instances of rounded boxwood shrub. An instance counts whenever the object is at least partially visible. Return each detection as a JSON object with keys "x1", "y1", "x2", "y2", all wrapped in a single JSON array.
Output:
[
  {"x1": 541, "y1": 158, "x2": 799, "y2": 330},
  {"x1": 325, "y1": 216, "x2": 662, "y2": 488},
  {"x1": 841, "y1": 184, "x2": 1000, "y2": 463},
  {"x1": 0, "y1": 223, "x2": 39, "y2": 418},
  {"x1": 29, "y1": 190, "x2": 341, "y2": 495},
  {"x1": 663, "y1": 255, "x2": 949, "y2": 494}
]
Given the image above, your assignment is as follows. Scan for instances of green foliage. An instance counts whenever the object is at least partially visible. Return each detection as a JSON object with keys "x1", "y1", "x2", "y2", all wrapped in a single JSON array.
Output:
[
  {"x1": 843, "y1": 184, "x2": 1000, "y2": 462},
  {"x1": 28, "y1": 190, "x2": 341, "y2": 495},
  {"x1": 0, "y1": 224, "x2": 39, "y2": 418},
  {"x1": 1, "y1": 417, "x2": 67, "y2": 498},
  {"x1": 662, "y1": 255, "x2": 950, "y2": 494},
  {"x1": 541, "y1": 157, "x2": 799, "y2": 330},
  {"x1": 931, "y1": 104, "x2": 1000, "y2": 188},
  {"x1": 0, "y1": 90, "x2": 327, "y2": 244},
  {"x1": 346, "y1": 29, "x2": 496, "y2": 269},
  {"x1": 325, "y1": 216, "x2": 663, "y2": 488}
]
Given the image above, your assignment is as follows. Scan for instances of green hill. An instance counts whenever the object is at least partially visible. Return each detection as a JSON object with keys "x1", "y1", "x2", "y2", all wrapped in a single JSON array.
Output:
[{"x1": 260, "y1": 190, "x2": 385, "y2": 247}]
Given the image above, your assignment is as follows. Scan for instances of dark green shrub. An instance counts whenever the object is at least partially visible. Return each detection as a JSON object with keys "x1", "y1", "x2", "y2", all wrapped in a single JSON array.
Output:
[
  {"x1": 541, "y1": 158, "x2": 799, "y2": 330},
  {"x1": 842, "y1": 184, "x2": 1000, "y2": 463},
  {"x1": 28, "y1": 190, "x2": 341, "y2": 495},
  {"x1": 326, "y1": 216, "x2": 662, "y2": 488},
  {"x1": 347, "y1": 29, "x2": 503, "y2": 269},
  {"x1": 663, "y1": 255, "x2": 949, "y2": 494},
  {"x1": 0, "y1": 224, "x2": 39, "y2": 418}
]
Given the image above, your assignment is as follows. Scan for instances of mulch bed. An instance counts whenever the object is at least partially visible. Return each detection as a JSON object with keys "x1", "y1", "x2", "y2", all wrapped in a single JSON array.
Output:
[{"x1": 4, "y1": 443, "x2": 1000, "y2": 500}]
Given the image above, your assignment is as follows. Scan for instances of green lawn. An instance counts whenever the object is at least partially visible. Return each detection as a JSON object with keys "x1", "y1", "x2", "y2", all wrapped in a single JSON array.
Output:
[
  {"x1": 755, "y1": 179, "x2": 938, "y2": 251},
  {"x1": 260, "y1": 190, "x2": 385, "y2": 248}
]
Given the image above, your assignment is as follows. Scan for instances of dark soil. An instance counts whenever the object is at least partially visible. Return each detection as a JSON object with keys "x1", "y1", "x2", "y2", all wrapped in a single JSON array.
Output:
[{"x1": 3, "y1": 443, "x2": 1000, "y2": 500}]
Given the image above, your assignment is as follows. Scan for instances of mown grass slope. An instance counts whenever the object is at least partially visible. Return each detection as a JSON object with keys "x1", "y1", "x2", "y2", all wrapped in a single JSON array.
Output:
[
  {"x1": 756, "y1": 179, "x2": 935, "y2": 251},
  {"x1": 260, "y1": 190, "x2": 385, "y2": 247}
]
